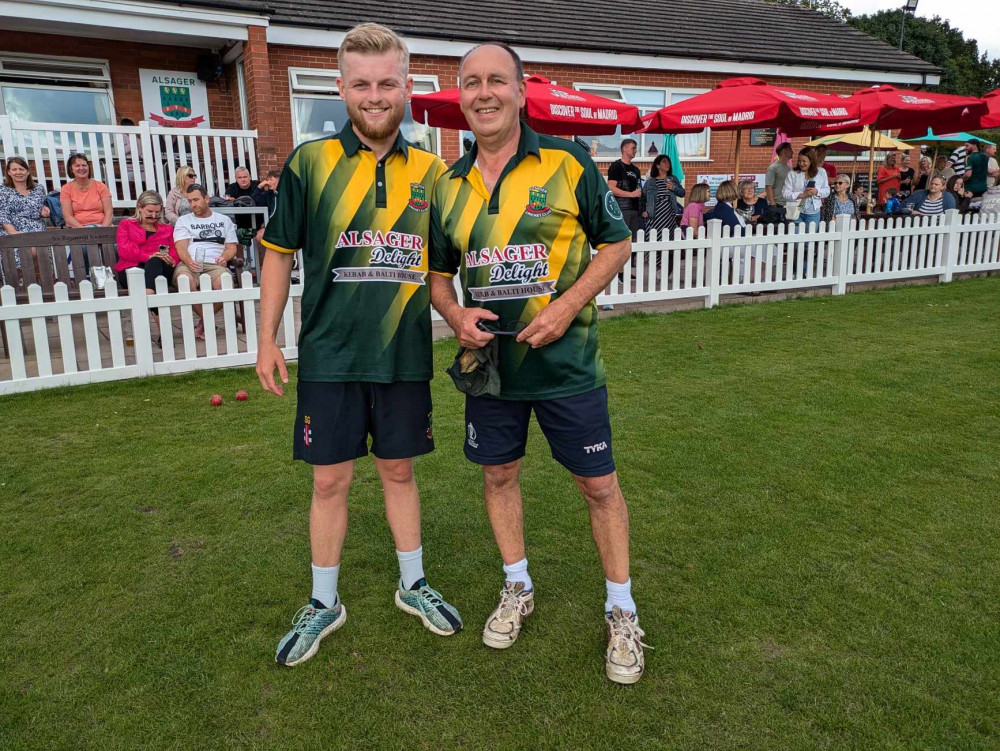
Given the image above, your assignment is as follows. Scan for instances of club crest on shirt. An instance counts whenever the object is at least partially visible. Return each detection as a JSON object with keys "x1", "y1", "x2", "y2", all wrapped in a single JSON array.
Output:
[
  {"x1": 524, "y1": 186, "x2": 552, "y2": 217},
  {"x1": 604, "y1": 191, "x2": 623, "y2": 221},
  {"x1": 408, "y1": 182, "x2": 429, "y2": 212}
]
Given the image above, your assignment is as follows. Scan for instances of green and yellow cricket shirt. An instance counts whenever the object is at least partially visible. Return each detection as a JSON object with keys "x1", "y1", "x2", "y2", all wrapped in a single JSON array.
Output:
[
  {"x1": 429, "y1": 124, "x2": 630, "y2": 400},
  {"x1": 262, "y1": 122, "x2": 446, "y2": 383}
]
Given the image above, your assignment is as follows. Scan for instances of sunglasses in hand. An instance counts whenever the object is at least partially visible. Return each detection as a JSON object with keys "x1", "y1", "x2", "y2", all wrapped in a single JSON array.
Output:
[{"x1": 476, "y1": 320, "x2": 527, "y2": 336}]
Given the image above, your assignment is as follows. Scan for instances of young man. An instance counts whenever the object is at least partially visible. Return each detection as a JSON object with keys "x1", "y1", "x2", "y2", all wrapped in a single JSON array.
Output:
[
  {"x1": 765, "y1": 142, "x2": 793, "y2": 207},
  {"x1": 428, "y1": 42, "x2": 648, "y2": 685},
  {"x1": 814, "y1": 144, "x2": 838, "y2": 184},
  {"x1": 172, "y1": 184, "x2": 239, "y2": 339},
  {"x1": 607, "y1": 138, "x2": 643, "y2": 240},
  {"x1": 256, "y1": 22, "x2": 460, "y2": 668},
  {"x1": 965, "y1": 142, "x2": 994, "y2": 197}
]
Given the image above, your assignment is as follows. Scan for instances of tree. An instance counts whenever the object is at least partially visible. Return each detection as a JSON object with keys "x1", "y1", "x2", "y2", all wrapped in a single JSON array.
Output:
[
  {"x1": 762, "y1": 0, "x2": 851, "y2": 23},
  {"x1": 849, "y1": 11, "x2": 1000, "y2": 97}
]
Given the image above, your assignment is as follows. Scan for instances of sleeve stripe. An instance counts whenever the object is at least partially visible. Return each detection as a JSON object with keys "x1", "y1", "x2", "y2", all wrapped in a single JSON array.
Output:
[
  {"x1": 260, "y1": 239, "x2": 298, "y2": 255},
  {"x1": 429, "y1": 269, "x2": 456, "y2": 278}
]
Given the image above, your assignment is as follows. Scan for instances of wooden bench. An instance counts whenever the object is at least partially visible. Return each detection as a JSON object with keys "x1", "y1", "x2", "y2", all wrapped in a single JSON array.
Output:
[{"x1": 0, "y1": 228, "x2": 120, "y2": 303}]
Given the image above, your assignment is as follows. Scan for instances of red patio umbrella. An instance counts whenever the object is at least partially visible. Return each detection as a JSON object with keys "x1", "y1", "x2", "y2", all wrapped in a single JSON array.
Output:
[
  {"x1": 980, "y1": 90, "x2": 1000, "y2": 129},
  {"x1": 410, "y1": 75, "x2": 644, "y2": 136},
  {"x1": 638, "y1": 77, "x2": 861, "y2": 179},
  {"x1": 796, "y1": 86, "x2": 988, "y2": 213}
]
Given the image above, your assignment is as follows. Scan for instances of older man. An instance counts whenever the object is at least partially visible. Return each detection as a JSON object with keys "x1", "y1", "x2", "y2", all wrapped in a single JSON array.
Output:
[
  {"x1": 428, "y1": 42, "x2": 648, "y2": 684},
  {"x1": 256, "y1": 22, "x2": 461, "y2": 667}
]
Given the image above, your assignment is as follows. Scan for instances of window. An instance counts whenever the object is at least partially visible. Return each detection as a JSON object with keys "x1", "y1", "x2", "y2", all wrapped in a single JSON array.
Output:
[
  {"x1": 0, "y1": 53, "x2": 113, "y2": 126},
  {"x1": 289, "y1": 68, "x2": 440, "y2": 153},
  {"x1": 573, "y1": 85, "x2": 710, "y2": 162}
]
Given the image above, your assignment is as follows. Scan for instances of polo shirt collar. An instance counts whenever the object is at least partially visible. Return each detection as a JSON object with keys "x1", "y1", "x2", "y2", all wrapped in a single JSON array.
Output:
[
  {"x1": 338, "y1": 121, "x2": 409, "y2": 161},
  {"x1": 452, "y1": 122, "x2": 541, "y2": 179}
]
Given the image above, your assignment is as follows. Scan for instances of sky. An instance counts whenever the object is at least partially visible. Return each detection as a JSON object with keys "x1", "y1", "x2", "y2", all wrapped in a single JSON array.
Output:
[{"x1": 838, "y1": 0, "x2": 1000, "y2": 58}]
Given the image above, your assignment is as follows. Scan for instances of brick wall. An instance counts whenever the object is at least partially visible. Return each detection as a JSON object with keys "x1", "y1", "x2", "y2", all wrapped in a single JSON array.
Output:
[
  {"x1": 263, "y1": 48, "x2": 918, "y2": 182},
  {"x1": 0, "y1": 31, "x2": 242, "y2": 129}
]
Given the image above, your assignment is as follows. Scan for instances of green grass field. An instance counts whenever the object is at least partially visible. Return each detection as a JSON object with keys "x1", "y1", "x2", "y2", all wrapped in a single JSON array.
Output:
[{"x1": 2, "y1": 277, "x2": 999, "y2": 749}]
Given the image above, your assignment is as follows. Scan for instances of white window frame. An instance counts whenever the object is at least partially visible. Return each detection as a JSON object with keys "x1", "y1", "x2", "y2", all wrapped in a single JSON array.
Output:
[
  {"x1": 288, "y1": 67, "x2": 441, "y2": 155},
  {"x1": 573, "y1": 82, "x2": 712, "y2": 163},
  {"x1": 0, "y1": 51, "x2": 115, "y2": 121},
  {"x1": 236, "y1": 57, "x2": 249, "y2": 130}
]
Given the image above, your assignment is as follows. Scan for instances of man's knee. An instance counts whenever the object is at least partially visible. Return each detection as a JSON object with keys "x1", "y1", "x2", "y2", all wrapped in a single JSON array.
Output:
[
  {"x1": 375, "y1": 457, "x2": 414, "y2": 486},
  {"x1": 313, "y1": 465, "x2": 352, "y2": 502},
  {"x1": 575, "y1": 472, "x2": 623, "y2": 509},
  {"x1": 483, "y1": 461, "x2": 521, "y2": 494}
]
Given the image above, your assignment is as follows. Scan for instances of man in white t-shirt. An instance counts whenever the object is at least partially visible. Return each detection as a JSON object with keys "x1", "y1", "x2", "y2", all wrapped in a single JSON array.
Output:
[{"x1": 173, "y1": 184, "x2": 239, "y2": 337}]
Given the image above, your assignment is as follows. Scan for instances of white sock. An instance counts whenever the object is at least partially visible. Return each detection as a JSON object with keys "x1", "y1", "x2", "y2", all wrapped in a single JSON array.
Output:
[
  {"x1": 311, "y1": 563, "x2": 339, "y2": 609},
  {"x1": 397, "y1": 546, "x2": 425, "y2": 590},
  {"x1": 605, "y1": 578, "x2": 636, "y2": 615},
  {"x1": 503, "y1": 557, "x2": 533, "y2": 591}
]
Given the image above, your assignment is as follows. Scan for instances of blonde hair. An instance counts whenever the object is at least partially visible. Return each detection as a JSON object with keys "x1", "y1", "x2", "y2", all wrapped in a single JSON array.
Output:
[
  {"x1": 337, "y1": 23, "x2": 409, "y2": 73},
  {"x1": 133, "y1": 190, "x2": 164, "y2": 220},
  {"x1": 689, "y1": 183, "x2": 710, "y2": 204},
  {"x1": 715, "y1": 180, "x2": 739, "y2": 204},
  {"x1": 174, "y1": 164, "x2": 194, "y2": 191}
]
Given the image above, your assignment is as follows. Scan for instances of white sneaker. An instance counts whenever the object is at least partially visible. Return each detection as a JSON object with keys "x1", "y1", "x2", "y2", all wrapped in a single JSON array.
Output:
[
  {"x1": 482, "y1": 581, "x2": 534, "y2": 649},
  {"x1": 605, "y1": 606, "x2": 651, "y2": 684}
]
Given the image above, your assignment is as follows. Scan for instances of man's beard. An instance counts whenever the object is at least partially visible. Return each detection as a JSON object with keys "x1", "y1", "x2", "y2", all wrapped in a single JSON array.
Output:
[{"x1": 346, "y1": 99, "x2": 405, "y2": 141}]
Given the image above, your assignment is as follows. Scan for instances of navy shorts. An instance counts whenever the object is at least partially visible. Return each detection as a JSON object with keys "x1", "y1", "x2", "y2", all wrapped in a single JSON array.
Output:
[
  {"x1": 294, "y1": 381, "x2": 433, "y2": 465},
  {"x1": 464, "y1": 386, "x2": 615, "y2": 478}
]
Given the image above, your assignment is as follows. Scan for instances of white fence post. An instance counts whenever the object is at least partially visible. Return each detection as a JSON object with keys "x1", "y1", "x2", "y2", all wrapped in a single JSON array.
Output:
[
  {"x1": 939, "y1": 209, "x2": 961, "y2": 283},
  {"x1": 138, "y1": 121, "x2": 157, "y2": 194},
  {"x1": 0, "y1": 115, "x2": 13, "y2": 159},
  {"x1": 127, "y1": 269, "x2": 155, "y2": 376},
  {"x1": 704, "y1": 219, "x2": 722, "y2": 308},
  {"x1": 832, "y1": 214, "x2": 852, "y2": 295}
]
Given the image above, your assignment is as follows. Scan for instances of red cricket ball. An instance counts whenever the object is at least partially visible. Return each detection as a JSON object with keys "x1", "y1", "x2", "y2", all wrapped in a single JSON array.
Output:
[
  {"x1": 235, "y1": 390, "x2": 248, "y2": 402},
  {"x1": 210, "y1": 394, "x2": 223, "y2": 406}
]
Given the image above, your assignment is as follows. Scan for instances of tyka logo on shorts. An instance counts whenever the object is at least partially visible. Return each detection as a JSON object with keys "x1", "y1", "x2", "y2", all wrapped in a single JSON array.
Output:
[
  {"x1": 303, "y1": 415, "x2": 312, "y2": 447},
  {"x1": 467, "y1": 422, "x2": 478, "y2": 449},
  {"x1": 583, "y1": 441, "x2": 608, "y2": 454}
]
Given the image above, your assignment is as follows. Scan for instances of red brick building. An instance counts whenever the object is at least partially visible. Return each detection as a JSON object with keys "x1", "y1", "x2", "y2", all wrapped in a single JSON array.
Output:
[{"x1": 0, "y1": 0, "x2": 940, "y2": 184}]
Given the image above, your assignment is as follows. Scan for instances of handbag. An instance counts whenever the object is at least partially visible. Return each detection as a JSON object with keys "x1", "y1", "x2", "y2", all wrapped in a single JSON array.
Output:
[{"x1": 784, "y1": 201, "x2": 802, "y2": 221}]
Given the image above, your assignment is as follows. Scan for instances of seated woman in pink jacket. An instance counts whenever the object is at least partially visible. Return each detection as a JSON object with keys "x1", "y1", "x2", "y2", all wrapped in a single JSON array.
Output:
[{"x1": 115, "y1": 191, "x2": 178, "y2": 293}]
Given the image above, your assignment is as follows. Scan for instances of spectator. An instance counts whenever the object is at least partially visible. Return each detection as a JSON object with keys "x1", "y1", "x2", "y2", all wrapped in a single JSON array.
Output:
[
  {"x1": 607, "y1": 138, "x2": 643, "y2": 239},
  {"x1": 710, "y1": 180, "x2": 746, "y2": 235},
  {"x1": 965, "y1": 143, "x2": 995, "y2": 197},
  {"x1": 948, "y1": 139, "x2": 978, "y2": 173},
  {"x1": 172, "y1": 183, "x2": 238, "y2": 339},
  {"x1": 641, "y1": 154, "x2": 684, "y2": 239},
  {"x1": 165, "y1": 165, "x2": 197, "y2": 224},
  {"x1": 815, "y1": 144, "x2": 838, "y2": 183},
  {"x1": 114, "y1": 190, "x2": 177, "y2": 293},
  {"x1": 946, "y1": 175, "x2": 974, "y2": 213},
  {"x1": 932, "y1": 155, "x2": 955, "y2": 184},
  {"x1": 783, "y1": 146, "x2": 829, "y2": 228},
  {"x1": 985, "y1": 143, "x2": 1000, "y2": 190},
  {"x1": 765, "y1": 142, "x2": 793, "y2": 207},
  {"x1": 821, "y1": 174, "x2": 860, "y2": 223},
  {"x1": 883, "y1": 187, "x2": 902, "y2": 215},
  {"x1": 0, "y1": 156, "x2": 49, "y2": 236},
  {"x1": 875, "y1": 152, "x2": 901, "y2": 206},
  {"x1": 735, "y1": 179, "x2": 767, "y2": 225},
  {"x1": 680, "y1": 183, "x2": 710, "y2": 234},
  {"x1": 913, "y1": 156, "x2": 932, "y2": 192},
  {"x1": 251, "y1": 170, "x2": 281, "y2": 218},
  {"x1": 852, "y1": 182, "x2": 870, "y2": 212},
  {"x1": 904, "y1": 176, "x2": 955, "y2": 216},
  {"x1": 60, "y1": 153, "x2": 112, "y2": 228},
  {"x1": 897, "y1": 153, "x2": 916, "y2": 197},
  {"x1": 225, "y1": 166, "x2": 255, "y2": 202}
]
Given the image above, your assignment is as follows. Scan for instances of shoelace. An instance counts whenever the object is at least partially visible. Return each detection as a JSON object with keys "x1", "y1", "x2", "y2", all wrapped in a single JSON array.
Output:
[
  {"x1": 610, "y1": 614, "x2": 653, "y2": 653},
  {"x1": 290, "y1": 604, "x2": 330, "y2": 636},
  {"x1": 497, "y1": 586, "x2": 530, "y2": 620},
  {"x1": 419, "y1": 585, "x2": 445, "y2": 609}
]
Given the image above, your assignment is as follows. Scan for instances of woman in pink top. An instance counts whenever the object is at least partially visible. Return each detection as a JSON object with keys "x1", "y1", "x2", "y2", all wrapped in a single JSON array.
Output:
[
  {"x1": 60, "y1": 153, "x2": 113, "y2": 228},
  {"x1": 114, "y1": 191, "x2": 178, "y2": 294},
  {"x1": 680, "y1": 183, "x2": 711, "y2": 233}
]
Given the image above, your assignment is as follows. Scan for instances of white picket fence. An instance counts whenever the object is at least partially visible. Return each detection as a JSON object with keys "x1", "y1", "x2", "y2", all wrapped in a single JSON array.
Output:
[
  {"x1": 0, "y1": 116, "x2": 258, "y2": 209},
  {"x1": 1, "y1": 210, "x2": 998, "y2": 395}
]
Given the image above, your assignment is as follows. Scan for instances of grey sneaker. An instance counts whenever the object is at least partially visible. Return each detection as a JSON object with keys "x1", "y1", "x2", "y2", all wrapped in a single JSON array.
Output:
[
  {"x1": 395, "y1": 578, "x2": 463, "y2": 636},
  {"x1": 483, "y1": 581, "x2": 534, "y2": 649},
  {"x1": 605, "y1": 605, "x2": 651, "y2": 684},
  {"x1": 275, "y1": 598, "x2": 346, "y2": 666}
]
